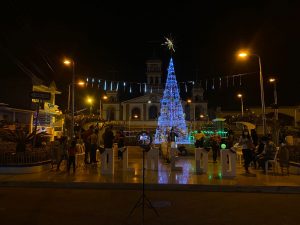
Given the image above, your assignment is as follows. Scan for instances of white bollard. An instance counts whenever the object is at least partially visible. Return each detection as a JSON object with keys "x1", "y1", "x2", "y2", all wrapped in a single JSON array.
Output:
[
  {"x1": 220, "y1": 149, "x2": 236, "y2": 177},
  {"x1": 170, "y1": 148, "x2": 182, "y2": 172},
  {"x1": 101, "y1": 148, "x2": 114, "y2": 175},
  {"x1": 122, "y1": 146, "x2": 134, "y2": 172},
  {"x1": 195, "y1": 148, "x2": 208, "y2": 174},
  {"x1": 145, "y1": 147, "x2": 159, "y2": 170}
]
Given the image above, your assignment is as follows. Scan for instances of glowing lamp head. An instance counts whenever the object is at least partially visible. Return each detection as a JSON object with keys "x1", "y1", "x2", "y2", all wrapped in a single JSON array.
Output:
[
  {"x1": 134, "y1": 114, "x2": 138, "y2": 119},
  {"x1": 87, "y1": 97, "x2": 93, "y2": 104},
  {"x1": 63, "y1": 59, "x2": 72, "y2": 65},
  {"x1": 269, "y1": 78, "x2": 276, "y2": 83},
  {"x1": 200, "y1": 114, "x2": 204, "y2": 118},
  {"x1": 78, "y1": 81, "x2": 85, "y2": 86},
  {"x1": 237, "y1": 94, "x2": 243, "y2": 98},
  {"x1": 102, "y1": 95, "x2": 108, "y2": 100},
  {"x1": 187, "y1": 99, "x2": 192, "y2": 103},
  {"x1": 238, "y1": 52, "x2": 248, "y2": 58}
]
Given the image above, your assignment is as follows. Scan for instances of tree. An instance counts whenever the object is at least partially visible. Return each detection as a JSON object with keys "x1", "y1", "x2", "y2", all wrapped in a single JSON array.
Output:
[
  {"x1": 154, "y1": 58, "x2": 189, "y2": 143},
  {"x1": 0, "y1": 128, "x2": 48, "y2": 152}
]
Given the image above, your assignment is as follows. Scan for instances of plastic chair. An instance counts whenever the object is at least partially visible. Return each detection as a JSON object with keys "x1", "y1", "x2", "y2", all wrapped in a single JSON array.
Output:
[{"x1": 265, "y1": 147, "x2": 279, "y2": 175}]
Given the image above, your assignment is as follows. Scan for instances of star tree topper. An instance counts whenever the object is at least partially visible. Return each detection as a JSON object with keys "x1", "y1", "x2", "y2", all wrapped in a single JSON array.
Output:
[{"x1": 162, "y1": 37, "x2": 175, "y2": 53}]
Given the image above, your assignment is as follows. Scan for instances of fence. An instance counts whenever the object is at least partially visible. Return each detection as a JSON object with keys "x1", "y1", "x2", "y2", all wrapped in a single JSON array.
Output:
[{"x1": 0, "y1": 149, "x2": 52, "y2": 166}]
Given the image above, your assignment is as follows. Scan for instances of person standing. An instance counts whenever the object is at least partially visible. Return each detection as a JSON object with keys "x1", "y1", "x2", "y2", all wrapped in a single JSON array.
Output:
[
  {"x1": 168, "y1": 127, "x2": 178, "y2": 148},
  {"x1": 103, "y1": 126, "x2": 114, "y2": 149},
  {"x1": 210, "y1": 133, "x2": 221, "y2": 163},
  {"x1": 194, "y1": 130, "x2": 205, "y2": 148},
  {"x1": 89, "y1": 129, "x2": 99, "y2": 163},
  {"x1": 82, "y1": 125, "x2": 94, "y2": 164},
  {"x1": 227, "y1": 129, "x2": 235, "y2": 149},
  {"x1": 114, "y1": 130, "x2": 125, "y2": 159},
  {"x1": 239, "y1": 129, "x2": 255, "y2": 174},
  {"x1": 251, "y1": 129, "x2": 258, "y2": 147},
  {"x1": 166, "y1": 127, "x2": 178, "y2": 163},
  {"x1": 67, "y1": 139, "x2": 77, "y2": 174}
]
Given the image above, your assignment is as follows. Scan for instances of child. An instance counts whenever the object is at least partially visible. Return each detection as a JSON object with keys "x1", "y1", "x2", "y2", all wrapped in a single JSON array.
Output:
[{"x1": 67, "y1": 140, "x2": 77, "y2": 174}]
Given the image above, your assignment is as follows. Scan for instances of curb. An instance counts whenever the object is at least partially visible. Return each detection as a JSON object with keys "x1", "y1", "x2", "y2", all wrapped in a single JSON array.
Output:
[{"x1": 1, "y1": 181, "x2": 300, "y2": 194}]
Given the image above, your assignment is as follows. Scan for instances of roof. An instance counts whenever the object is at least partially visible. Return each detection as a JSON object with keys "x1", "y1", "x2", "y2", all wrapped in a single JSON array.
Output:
[{"x1": 121, "y1": 93, "x2": 163, "y2": 104}]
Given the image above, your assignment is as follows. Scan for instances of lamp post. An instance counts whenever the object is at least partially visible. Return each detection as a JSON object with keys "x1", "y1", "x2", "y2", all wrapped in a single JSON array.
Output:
[
  {"x1": 269, "y1": 78, "x2": 278, "y2": 120},
  {"x1": 64, "y1": 59, "x2": 75, "y2": 139},
  {"x1": 238, "y1": 51, "x2": 266, "y2": 135},
  {"x1": 99, "y1": 95, "x2": 108, "y2": 119},
  {"x1": 269, "y1": 77, "x2": 279, "y2": 145},
  {"x1": 237, "y1": 93, "x2": 244, "y2": 117},
  {"x1": 87, "y1": 97, "x2": 94, "y2": 114},
  {"x1": 67, "y1": 81, "x2": 85, "y2": 112}
]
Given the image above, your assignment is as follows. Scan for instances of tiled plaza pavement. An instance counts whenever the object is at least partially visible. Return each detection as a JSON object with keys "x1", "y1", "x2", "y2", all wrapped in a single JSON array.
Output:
[{"x1": 0, "y1": 146, "x2": 300, "y2": 192}]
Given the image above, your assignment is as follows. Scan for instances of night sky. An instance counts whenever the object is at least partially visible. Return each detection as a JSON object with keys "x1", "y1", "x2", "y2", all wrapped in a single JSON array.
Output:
[{"x1": 0, "y1": 2, "x2": 299, "y2": 111}]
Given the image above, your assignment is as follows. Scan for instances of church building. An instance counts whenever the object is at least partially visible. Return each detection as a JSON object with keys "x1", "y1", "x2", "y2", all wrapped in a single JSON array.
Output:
[{"x1": 102, "y1": 58, "x2": 208, "y2": 131}]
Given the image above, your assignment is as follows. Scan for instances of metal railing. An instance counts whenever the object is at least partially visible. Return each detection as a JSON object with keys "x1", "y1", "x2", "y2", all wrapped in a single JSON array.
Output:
[{"x1": 0, "y1": 148, "x2": 52, "y2": 166}]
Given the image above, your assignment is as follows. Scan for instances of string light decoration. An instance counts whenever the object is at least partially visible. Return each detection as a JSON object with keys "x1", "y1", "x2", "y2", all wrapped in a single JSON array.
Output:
[
  {"x1": 154, "y1": 57, "x2": 189, "y2": 144},
  {"x1": 81, "y1": 72, "x2": 252, "y2": 93}
]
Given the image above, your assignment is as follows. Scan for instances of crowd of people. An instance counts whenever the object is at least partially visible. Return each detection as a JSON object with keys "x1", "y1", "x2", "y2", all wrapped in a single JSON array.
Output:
[
  {"x1": 53, "y1": 125, "x2": 125, "y2": 174},
  {"x1": 52, "y1": 124, "x2": 288, "y2": 175},
  {"x1": 193, "y1": 127, "x2": 282, "y2": 175}
]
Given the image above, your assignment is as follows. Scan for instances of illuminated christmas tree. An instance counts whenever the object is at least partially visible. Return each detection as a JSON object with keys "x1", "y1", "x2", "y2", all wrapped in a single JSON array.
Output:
[{"x1": 154, "y1": 57, "x2": 189, "y2": 144}]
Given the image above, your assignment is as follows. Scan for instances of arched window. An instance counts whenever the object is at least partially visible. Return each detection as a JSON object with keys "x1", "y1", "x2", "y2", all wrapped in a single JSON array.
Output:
[
  {"x1": 131, "y1": 107, "x2": 141, "y2": 120},
  {"x1": 148, "y1": 105, "x2": 158, "y2": 120},
  {"x1": 106, "y1": 107, "x2": 115, "y2": 121}
]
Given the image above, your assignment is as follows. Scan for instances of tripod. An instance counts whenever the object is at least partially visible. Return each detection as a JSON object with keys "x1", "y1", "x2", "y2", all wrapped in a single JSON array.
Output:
[{"x1": 127, "y1": 147, "x2": 159, "y2": 224}]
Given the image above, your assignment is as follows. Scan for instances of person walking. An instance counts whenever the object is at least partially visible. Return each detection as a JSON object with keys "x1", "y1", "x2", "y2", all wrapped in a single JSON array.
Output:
[
  {"x1": 239, "y1": 129, "x2": 255, "y2": 174},
  {"x1": 67, "y1": 139, "x2": 77, "y2": 174}
]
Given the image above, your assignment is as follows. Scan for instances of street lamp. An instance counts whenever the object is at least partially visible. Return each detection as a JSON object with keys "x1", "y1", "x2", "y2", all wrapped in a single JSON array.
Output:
[
  {"x1": 86, "y1": 97, "x2": 94, "y2": 114},
  {"x1": 99, "y1": 95, "x2": 108, "y2": 119},
  {"x1": 237, "y1": 93, "x2": 244, "y2": 117},
  {"x1": 63, "y1": 58, "x2": 75, "y2": 138},
  {"x1": 238, "y1": 50, "x2": 266, "y2": 135},
  {"x1": 269, "y1": 77, "x2": 278, "y2": 120}
]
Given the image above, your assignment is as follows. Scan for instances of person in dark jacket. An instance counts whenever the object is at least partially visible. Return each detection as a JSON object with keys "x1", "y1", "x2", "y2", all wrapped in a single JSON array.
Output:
[
  {"x1": 102, "y1": 126, "x2": 114, "y2": 149},
  {"x1": 67, "y1": 139, "x2": 77, "y2": 174},
  {"x1": 251, "y1": 129, "x2": 258, "y2": 147}
]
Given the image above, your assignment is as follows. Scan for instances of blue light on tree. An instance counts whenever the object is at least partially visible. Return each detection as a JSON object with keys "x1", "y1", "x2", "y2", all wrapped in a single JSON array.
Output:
[{"x1": 154, "y1": 57, "x2": 189, "y2": 144}]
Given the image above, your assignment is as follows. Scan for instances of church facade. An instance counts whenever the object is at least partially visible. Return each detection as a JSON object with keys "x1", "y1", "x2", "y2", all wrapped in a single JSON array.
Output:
[{"x1": 102, "y1": 58, "x2": 208, "y2": 131}]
